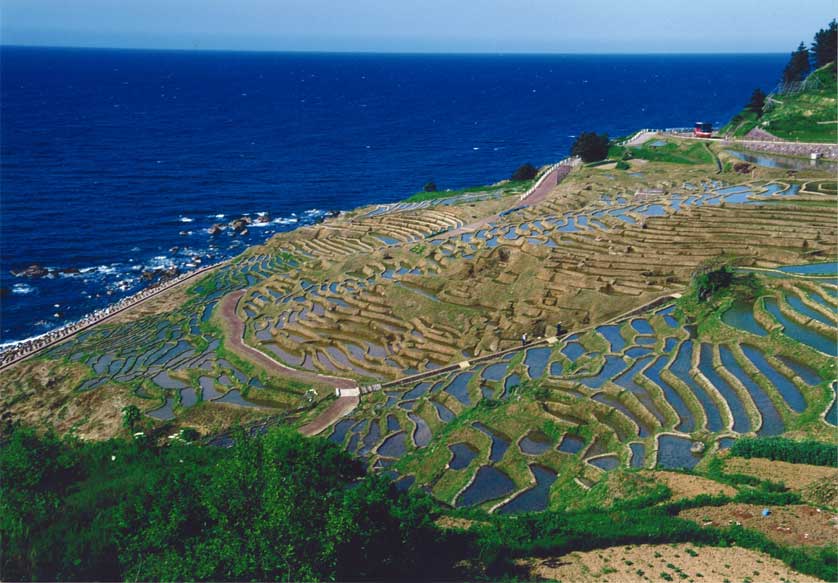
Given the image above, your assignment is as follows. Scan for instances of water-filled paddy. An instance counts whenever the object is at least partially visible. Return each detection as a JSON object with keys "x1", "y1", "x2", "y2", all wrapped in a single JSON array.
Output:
[
  {"x1": 456, "y1": 466, "x2": 516, "y2": 508},
  {"x1": 697, "y1": 343, "x2": 751, "y2": 433},
  {"x1": 495, "y1": 465, "x2": 557, "y2": 514},
  {"x1": 741, "y1": 345, "x2": 807, "y2": 413},
  {"x1": 644, "y1": 354, "x2": 695, "y2": 432},
  {"x1": 657, "y1": 435, "x2": 702, "y2": 469},
  {"x1": 558, "y1": 434, "x2": 585, "y2": 454},
  {"x1": 719, "y1": 346, "x2": 784, "y2": 436},
  {"x1": 473, "y1": 422, "x2": 510, "y2": 463},
  {"x1": 588, "y1": 454, "x2": 620, "y2": 471},
  {"x1": 524, "y1": 347, "x2": 551, "y2": 379},
  {"x1": 722, "y1": 300, "x2": 768, "y2": 336},
  {"x1": 519, "y1": 430, "x2": 553, "y2": 455},
  {"x1": 764, "y1": 297, "x2": 837, "y2": 356},
  {"x1": 629, "y1": 442, "x2": 645, "y2": 468},
  {"x1": 449, "y1": 442, "x2": 479, "y2": 469}
]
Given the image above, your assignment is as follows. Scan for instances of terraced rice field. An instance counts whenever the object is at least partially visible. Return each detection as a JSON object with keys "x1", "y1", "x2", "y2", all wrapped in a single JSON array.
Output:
[
  {"x1": 5, "y1": 164, "x2": 835, "y2": 507},
  {"x1": 39, "y1": 253, "x2": 308, "y2": 423},
  {"x1": 323, "y1": 251, "x2": 835, "y2": 512},
  {"x1": 235, "y1": 178, "x2": 836, "y2": 383}
]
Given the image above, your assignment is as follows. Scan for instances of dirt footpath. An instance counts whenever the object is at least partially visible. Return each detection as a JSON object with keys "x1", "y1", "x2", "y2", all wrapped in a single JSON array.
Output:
[
  {"x1": 219, "y1": 290, "x2": 357, "y2": 389},
  {"x1": 299, "y1": 395, "x2": 359, "y2": 437}
]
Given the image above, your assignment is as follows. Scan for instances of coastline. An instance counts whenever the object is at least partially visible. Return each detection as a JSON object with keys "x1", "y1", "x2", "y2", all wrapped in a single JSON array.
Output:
[
  {"x1": 0, "y1": 157, "x2": 578, "y2": 371},
  {"x1": 2, "y1": 127, "x2": 833, "y2": 372},
  {"x1": 0, "y1": 260, "x2": 227, "y2": 371}
]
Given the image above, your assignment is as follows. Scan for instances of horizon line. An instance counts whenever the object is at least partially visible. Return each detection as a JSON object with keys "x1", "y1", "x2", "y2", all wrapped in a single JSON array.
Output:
[{"x1": 0, "y1": 43, "x2": 788, "y2": 57}]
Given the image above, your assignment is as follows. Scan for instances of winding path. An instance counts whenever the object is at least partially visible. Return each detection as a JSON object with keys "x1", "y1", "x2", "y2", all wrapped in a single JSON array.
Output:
[{"x1": 220, "y1": 290, "x2": 358, "y2": 390}]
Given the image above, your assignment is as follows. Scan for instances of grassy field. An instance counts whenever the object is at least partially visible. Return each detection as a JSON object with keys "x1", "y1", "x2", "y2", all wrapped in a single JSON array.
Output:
[
  {"x1": 608, "y1": 140, "x2": 715, "y2": 165},
  {"x1": 404, "y1": 178, "x2": 533, "y2": 203}
]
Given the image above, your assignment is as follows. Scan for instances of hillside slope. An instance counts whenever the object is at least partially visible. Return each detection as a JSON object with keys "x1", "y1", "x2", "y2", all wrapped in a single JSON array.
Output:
[{"x1": 723, "y1": 63, "x2": 837, "y2": 143}]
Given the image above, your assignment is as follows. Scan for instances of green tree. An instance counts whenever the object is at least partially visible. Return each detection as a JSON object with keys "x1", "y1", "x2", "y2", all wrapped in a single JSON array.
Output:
[
  {"x1": 511, "y1": 163, "x2": 538, "y2": 181},
  {"x1": 811, "y1": 20, "x2": 837, "y2": 69},
  {"x1": 783, "y1": 42, "x2": 811, "y2": 84},
  {"x1": 571, "y1": 132, "x2": 610, "y2": 163},
  {"x1": 0, "y1": 425, "x2": 447, "y2": 581},
  {"x1": 121, "y1": 405, "x2": 141, "y2": 433},
  {"x1": 746, "y1": 88, "x2": 766, "y2": 117}
]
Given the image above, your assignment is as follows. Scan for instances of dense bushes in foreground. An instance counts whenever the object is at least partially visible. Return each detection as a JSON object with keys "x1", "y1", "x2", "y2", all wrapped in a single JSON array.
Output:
[
  {"x1": 3, "y1": 426, "x2": 835, "y2": 582},
  {"x1": 0, "y1": 426, "x2": 453, "y2": 581},
  {"x1": 730, "y1": 437, "x2": 838, "y2": 467}
]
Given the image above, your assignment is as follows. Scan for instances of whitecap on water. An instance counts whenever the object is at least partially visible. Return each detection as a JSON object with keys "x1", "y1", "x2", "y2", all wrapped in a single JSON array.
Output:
[
  {"x1": 179, "y1": 217, "x2": 194, "y2": 223},
  {"x1": 11, "y1": 283, "x2": 35, "y2": 295}
]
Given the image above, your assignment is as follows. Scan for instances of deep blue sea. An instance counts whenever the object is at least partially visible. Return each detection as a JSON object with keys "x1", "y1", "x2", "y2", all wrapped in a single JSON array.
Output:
[{"x1": 1, "y1": 47, "x2": 785, "y2": 342}]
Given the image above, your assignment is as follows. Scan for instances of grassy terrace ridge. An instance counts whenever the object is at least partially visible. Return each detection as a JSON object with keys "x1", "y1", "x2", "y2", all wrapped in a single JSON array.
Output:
[
  {"x1": 721, "y1": 62, "x2": 838, "y2": 142},
  {"x1": 403, "y1": 177, "x2": 534, "y2": 203},
  {"x1": 608, "y1": 139, "x2": 716, "y2": 165}
]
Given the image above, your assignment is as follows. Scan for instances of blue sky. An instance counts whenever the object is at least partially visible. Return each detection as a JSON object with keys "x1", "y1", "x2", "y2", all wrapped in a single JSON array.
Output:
[{"x1": 2, "y1": 0, "x2": 835, "y2": 53}]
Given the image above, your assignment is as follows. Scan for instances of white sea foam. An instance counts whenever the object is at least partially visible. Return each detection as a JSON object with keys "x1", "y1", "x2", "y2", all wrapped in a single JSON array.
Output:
[
  {"x1": 11, "y1": 283, "x2": 35, "y2": 295},
  {"x1": 179, "y1": 217, "x2": 194, "y2": 223}
]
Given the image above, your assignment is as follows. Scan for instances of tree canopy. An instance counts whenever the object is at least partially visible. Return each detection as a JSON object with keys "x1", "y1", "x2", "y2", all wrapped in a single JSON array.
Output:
[
  {"x1": 571, "y1": 132, "x2": 610, "y2": 163},
  {"x1": 0, "y1": 425, "x2": 444, "y2": 581},
  {"x1": 746, "y1": 88, "x2": 766, "y2": 117},
  {"x1": 811, "y1": 19, "x2": 837, "y2": 69},
  {"x1": 782, "y1": 42, "x2": 811, "y2": 84},
  {"x1": 511, "y1": 163, "x2": 538, "y2": 181}
]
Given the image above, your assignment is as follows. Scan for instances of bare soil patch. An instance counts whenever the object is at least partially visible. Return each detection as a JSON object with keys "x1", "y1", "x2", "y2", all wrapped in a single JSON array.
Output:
[
  {"x1": 0, "y1": 359, "x2": 147, "y2": 440},
  {"x1": 679, "y1": 503, "x2": 838, "y2": 547},
  {"x1": 521, "y1": 543, "x2": 825, "y2": 582},
  {"x1": 108, "y1": 283, "x2": 192, "y2": 324},
  {"x1": 725, "y1": 457, "x2": 838, "y2": 492},
  {"x1": 651, "y1": 470, "x2": 737, "y2": 501}
]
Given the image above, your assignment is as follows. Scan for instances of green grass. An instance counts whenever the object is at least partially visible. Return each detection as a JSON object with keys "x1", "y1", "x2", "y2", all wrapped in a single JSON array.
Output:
[
  {"x1": 723, "y1": 63, "x2": 838, "y2": 143},
  {"x1": 404, "y1": 179, "x2": 533, "y2": 203},
  {"x1": 608, "y1": 141, "x2": 715, "y2": 166}
]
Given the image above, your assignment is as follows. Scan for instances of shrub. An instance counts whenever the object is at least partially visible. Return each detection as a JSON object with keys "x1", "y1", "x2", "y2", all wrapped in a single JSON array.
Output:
[
  {"x1": 423, "y1": 181, "x2": 437, "y2": 192},
  {"x1": 511, "y1": 163, "x2": 538, "y2": 181},
  {"x1": 571, "y1": 132, "x2": 610, "y2": 163},
  {"x1": 730, "y1": 437, "x2": 837, "y2": 467}
]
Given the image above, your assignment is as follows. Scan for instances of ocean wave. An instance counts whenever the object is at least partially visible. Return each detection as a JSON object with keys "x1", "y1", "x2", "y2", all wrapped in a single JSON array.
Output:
[
  {"x1": 79, "y1": 264, "x2": 120, "y2": 276},
  {"x1": 179, "y1": 216, "x2": 194, "y2": 223},
  {"x1": 11, "y1": 283, "x2": 35, "y2": 295}
]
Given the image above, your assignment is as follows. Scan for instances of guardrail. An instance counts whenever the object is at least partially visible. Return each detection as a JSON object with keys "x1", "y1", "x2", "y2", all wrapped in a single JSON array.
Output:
[
  {"x1": 518, "y1": 157, "x2": 581, "y2": 201},
  {"x1": 0, "y1": 260, "x2": 228, "y2": 371}
]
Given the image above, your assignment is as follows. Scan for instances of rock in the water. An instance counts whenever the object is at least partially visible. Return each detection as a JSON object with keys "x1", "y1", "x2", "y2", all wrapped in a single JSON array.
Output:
[
  {"x1": 255, "y1": 214, "x2": 271, "y2": 224},
  {"x1": 230, "y1": 217, "x2": 252, "y2": 232},
  {"x1": 208, "y1": 223, "x2": 225, "y2": 235},
  {"x1": 12, "y1": 264, "x2": 50, "y2": 278}
]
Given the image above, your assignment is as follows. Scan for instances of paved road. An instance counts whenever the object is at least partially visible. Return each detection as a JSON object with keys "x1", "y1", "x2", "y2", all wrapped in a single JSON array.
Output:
[{"x1": 443, "y1": 164, "x2": 568, "y2": 239}]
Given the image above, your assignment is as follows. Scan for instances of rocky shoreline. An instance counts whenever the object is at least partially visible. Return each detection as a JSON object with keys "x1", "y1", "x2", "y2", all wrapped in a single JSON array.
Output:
[{"x1": 0, "y1": 260, "x2": 225, "y2": 370}]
